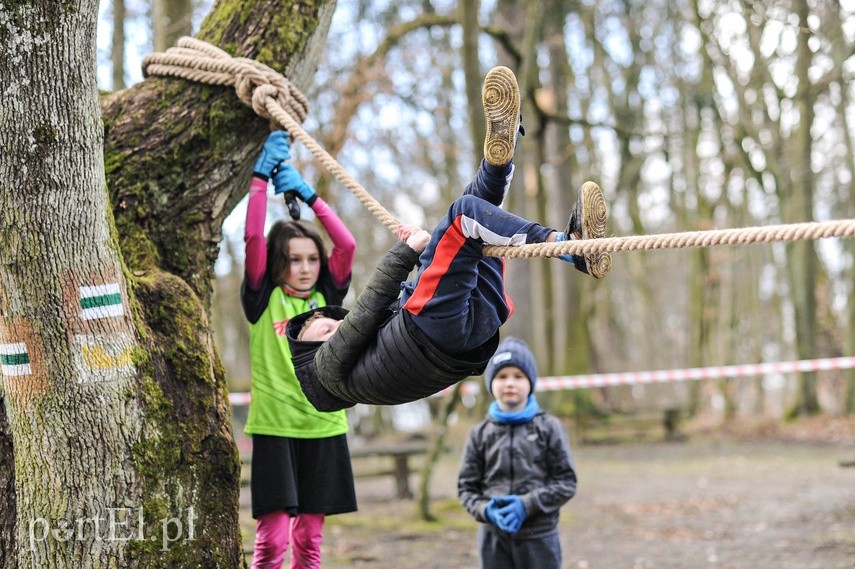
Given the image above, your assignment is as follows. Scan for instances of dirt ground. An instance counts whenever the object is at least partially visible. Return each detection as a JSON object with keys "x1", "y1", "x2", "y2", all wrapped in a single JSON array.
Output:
[{"x1": 239, "y1": 416, "x2": 855, "y2": 568}]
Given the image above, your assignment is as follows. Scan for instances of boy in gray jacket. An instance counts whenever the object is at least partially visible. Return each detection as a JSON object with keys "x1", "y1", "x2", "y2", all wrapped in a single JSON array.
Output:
[{"x1": 458, "y1": 337, "x2": 577, "y2": 569}]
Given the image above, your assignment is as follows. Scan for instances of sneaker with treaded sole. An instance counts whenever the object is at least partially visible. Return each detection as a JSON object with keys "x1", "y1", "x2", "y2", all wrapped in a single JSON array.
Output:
[
  {"x1": 482, "y1": 66, "x2": 521, "y2": 167},
  {"x1": 565, "y1": 181, "x2": 611, "y2": 279}
]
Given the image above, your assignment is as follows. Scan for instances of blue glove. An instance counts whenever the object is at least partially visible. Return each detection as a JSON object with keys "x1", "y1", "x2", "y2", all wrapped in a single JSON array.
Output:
[
  {"x1": 484, "y1": 498, "x2": 503, "y2": 528},
  {"x1": 496, "y1": 495, "x2": 526, "y2": 535},
  {"x1": 272, "y1": 163, "x2": 318, "y2": 205},
  {"x1": 554, "y1": 231, "x2": 575, "y2": 264},
  {"x1": 253, "y1": 131, "x2": 291, "y2": 179},
  {"x1": 497, "y1": 509, "x2": 523, "y2": 534}
]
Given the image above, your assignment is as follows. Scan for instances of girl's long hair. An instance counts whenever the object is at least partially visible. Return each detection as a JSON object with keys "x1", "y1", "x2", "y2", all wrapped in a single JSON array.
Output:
[{"x1": 266, "y1": 220, "x2": 329, "y2": 287}]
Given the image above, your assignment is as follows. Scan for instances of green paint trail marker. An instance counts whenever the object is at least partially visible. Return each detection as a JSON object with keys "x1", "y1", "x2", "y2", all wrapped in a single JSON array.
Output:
[
  {"x1": 80, "y1": 284, "x2": 123, "y2": 320},
  {"x1": 0, "y1": 343, "x2": 31, "y2": 376}
]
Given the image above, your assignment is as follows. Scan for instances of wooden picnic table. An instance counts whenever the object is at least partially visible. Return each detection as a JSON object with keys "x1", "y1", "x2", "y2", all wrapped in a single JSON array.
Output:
[{"x1": 349, "y1": 441, "x2": 432, "y2": 500}]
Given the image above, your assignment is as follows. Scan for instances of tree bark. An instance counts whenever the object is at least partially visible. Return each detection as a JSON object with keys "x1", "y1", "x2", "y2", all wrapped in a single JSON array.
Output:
[
  {"x1": 786, "y1": 0, "x2": 820, "y2": 416},
  {"x1": 0, "y1": 398, "x2": 13, "y2": 569},
  {"x1": 0, "y1": 0, "x2": 337, "y2": 565},
  {"x1": 111, "y1": 0, "x2": 127, "y2": 90},
  {"x1": 461, "y1": 0, "x2": 485, "y2": 169},
  {"x1": 153, "y1": 0, "x2": 193, "y2": 52},
  {"x1": 1, "y1": 2, "x2": 146, "y2": 565}
]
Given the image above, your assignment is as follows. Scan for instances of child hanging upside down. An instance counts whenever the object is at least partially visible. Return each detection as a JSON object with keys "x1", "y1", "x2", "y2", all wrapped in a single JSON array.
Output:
[{"x1": 286, "y1": 66, "x2": 611, "y2": 411}]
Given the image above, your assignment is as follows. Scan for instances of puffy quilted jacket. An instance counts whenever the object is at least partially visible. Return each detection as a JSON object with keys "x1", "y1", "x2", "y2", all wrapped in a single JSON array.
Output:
[{"x1": 287, "y1": 241, "x2": 498, "y2": 412}]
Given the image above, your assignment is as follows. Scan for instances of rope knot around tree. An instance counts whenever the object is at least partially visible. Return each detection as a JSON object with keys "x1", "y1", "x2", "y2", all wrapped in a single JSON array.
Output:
[
  {"x1": 141, "y1": 37, "x2": 855, "y2": 258},
  {"x1": 232, "y1": 59, "x2": 310, "y2": 125},
  {"x1": 142, "y1": 37, "x2": 309, "y2": 127}
]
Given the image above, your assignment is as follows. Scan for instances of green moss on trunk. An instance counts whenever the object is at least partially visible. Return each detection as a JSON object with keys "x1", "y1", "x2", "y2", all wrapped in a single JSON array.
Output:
[
  {"x1": 129, "y1": 271, "x2": 241, "y2": 566},
  {"x1": 96, "y1": 1, "x2": 336, "y2": 565}
]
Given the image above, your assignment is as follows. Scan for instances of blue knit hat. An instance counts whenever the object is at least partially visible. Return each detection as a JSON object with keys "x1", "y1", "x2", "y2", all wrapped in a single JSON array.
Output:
[{"x1": 484, "y1": 337, "x2": 538, "y2": 393}]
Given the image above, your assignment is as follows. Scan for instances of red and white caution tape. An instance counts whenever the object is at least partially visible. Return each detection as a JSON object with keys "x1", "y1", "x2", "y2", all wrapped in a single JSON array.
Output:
[
  {"x1": 228, "y1": 356, "x2": 855, "y2": 405},
  {"x1": 537, "y1": 356, "x2": 855, "y2": 391},
  {"x1": 229, "y1": 392, "x2": 252, "y2": 406}
]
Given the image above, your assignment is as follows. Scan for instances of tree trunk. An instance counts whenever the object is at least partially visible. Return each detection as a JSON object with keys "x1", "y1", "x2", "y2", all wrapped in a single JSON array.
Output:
[
  {"x1": 518, "y1": 1, "x2": 554, "y2": 371},
  {"x1": 153, "y1": 0, "x2": 193, "y2": 52},
  {"x1": 461, "y1": 0, "x2": 484, "y2": 168},
  {"x1": 1, "y1": 2, "x2": 146, "y2": 565},
  {"x1": 0, "y1": 400, "x2": 14, "y2": 569},
  {"x1": 417, "y1": 383, "x2": 462, "y2": 522},
  {"x1": 0, "y1": 0, "x2": 337, "y2": 565},
  {"x1": 490, "y1": 0, "x2": 531, "y2": 349},
  {"x1": 111, "y1": 0, "x2": 127, "y2": 90},
  {"x1": 542, "y1": 0, "x2": 577, "y2": 374},
  {"x1": 829, "y1": 2, "x2": 855, "y2": 414},
  {"x1": 786, "y1": 0, "x2": 820, "y2": 416}
]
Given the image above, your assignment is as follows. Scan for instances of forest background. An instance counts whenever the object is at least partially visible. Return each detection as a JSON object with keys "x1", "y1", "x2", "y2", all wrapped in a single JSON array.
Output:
[
  {"x1": 101, "y1": 0, "x2": 855, "y2": 425},
  {"x1": 0, "y1": 0, "x2": 853, "y2": 566}
]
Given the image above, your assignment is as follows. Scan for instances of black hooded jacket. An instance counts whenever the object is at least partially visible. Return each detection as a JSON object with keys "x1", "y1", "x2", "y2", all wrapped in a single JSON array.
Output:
[{"x1": 287, "y1": 241, "x2": 499, "y2": 412}]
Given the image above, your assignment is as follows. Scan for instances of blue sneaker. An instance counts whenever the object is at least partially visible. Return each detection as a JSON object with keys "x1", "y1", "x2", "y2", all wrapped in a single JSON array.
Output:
[
  {"x1": 560, "y1": 182, "x2": 611, "y2": 279},
  {"x1": 482, "y1": 66, "x2": 523, "y2": 167}
]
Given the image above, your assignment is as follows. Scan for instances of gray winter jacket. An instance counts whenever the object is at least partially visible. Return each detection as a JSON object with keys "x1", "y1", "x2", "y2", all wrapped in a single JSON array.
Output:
[
  {"x1": 458, "y1": 411, "x2": 577, "y2": 538},
  {"x1": 286, "y1": 241, "x2": 499, "y2": 412}
]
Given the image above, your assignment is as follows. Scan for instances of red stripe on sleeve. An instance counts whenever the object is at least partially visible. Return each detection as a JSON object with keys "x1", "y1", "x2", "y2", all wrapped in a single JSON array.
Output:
[{"x1": 502, "y1": 258, "x2": 514, "y2": 319}]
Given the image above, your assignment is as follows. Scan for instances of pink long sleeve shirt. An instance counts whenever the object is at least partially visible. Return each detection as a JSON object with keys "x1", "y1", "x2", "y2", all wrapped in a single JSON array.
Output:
[{"x1": 243, "y1": 177, "x2": 355, "y2": 291}]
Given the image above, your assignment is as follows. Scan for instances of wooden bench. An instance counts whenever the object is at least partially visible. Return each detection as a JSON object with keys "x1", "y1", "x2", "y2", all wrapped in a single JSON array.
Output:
[
  {"x1": 574, "y1": 408, "x2": 684, "y2": 444},
  {"x1": 349, "y1": 441, "x2": 431, "y2": 500}
]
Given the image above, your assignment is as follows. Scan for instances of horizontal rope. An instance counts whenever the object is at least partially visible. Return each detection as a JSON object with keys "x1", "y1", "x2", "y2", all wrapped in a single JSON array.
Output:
[{"x1": 486, "y1": 218, "x2": 855, "y2": 258}]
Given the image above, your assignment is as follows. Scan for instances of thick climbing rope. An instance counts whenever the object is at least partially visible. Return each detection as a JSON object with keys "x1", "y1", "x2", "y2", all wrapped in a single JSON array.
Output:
[
  {"x1": 142, "y1": 37, "x2": 855, "y2": 259},
  {"x1": 486, "y1": 218, "x2": 855, "y2": 259},
  {"x1": 142, "y1": 37, "x2": 401, "y2": 235}
]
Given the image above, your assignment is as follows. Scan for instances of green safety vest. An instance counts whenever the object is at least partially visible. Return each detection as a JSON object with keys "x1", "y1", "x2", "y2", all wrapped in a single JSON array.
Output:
[{"x1": 244, "y1": 286, "x2": 348, "y2": 438}]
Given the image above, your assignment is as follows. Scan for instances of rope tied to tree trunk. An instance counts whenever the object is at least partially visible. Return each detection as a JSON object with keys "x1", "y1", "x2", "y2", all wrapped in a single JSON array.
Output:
[
  {"x1": 141, "y1": 37, "x2": 855, "y2": 259},
  {"x1": 142, "y1": 37, "x2": 311, "y2": 129},
  {"x1": 142, "y1": 37, "x2": 401, "y2": 234}
]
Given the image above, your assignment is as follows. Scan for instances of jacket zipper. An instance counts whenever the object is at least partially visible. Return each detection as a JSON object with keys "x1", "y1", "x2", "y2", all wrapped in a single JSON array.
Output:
[{"x1": 508, "y1": 424, "x2": 515, "y2": 492}]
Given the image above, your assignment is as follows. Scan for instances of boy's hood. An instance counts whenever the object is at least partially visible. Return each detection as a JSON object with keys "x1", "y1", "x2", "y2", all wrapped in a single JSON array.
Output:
[{"x1": 285, "y1": 305, "x2": 351, "y2": 365}]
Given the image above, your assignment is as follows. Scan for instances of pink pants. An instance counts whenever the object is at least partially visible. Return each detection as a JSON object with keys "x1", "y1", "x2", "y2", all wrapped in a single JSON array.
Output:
[{"x1": 251, "y1": 510, "x2": 325, "y2": 569}]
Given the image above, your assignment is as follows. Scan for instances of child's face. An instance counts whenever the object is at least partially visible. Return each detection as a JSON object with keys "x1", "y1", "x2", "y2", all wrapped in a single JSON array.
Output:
[
  {"x1": 490, "y1": 365, "x2": 531, "y2": 412},
  {"x1": 283, "y1": 237, "x2": 321, "y2": 291},
  {"x1": 301, "y1": 317, "x2": 342, "y2": 342}
]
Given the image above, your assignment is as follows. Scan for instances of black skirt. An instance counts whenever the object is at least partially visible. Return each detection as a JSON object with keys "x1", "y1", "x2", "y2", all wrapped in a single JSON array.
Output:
[{"x1": 251, "y1": 434, "x2": 358, "y2": 519}]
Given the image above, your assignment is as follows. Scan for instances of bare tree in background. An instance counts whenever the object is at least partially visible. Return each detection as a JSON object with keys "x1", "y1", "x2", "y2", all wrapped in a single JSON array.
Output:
[
  {"x1": 153, "y1": 0, "x2": 193, "y2": 52},
  {"x1": 111, "y1": 0, "x2": 126, "y2": 89}
]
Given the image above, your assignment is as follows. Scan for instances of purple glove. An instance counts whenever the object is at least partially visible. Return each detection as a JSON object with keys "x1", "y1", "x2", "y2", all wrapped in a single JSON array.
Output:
[{"x1": 253, "y1": 131, "x2": 291, "y2": 180}]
